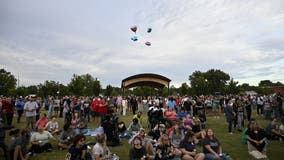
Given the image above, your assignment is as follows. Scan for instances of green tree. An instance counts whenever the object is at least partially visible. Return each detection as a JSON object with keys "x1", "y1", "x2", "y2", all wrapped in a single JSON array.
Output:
[
  {"x1": 189, "y1": 71, "x2": 208, "y2": 95},
  {"x1": 68, "y1": 74, "x2": 100, "y2": 96},
  {"x1": 14, "y1": 86, "x2": 27, "y2": 96},
  {"x1": 93, "y1": 78, "x2": 101, "y2": 96},
  {"x1": 205, "y1": 69, "x2": 230, "y2": 94},
  {"x1": 274, "y1": 81, "x2": 284, "y2": 86},
  {"x1": 25, "y1": 85, "x2": 38, "y2": 95},
  {"x1": 179, "y1": 83, "x2": 189, "y2": 95},
  {"x1": 82, "y1": 74, "x2": 96, "y2": 96},
  {"x1": 225, "y1": 79, "x2": 239, "y2": 94},
  {"x1": 38, "y1": 80, "x2": 69, "y2": 97},
  {"x1": 105, "y1": 85, "x2": 113, "y2": 96},
  {"x1": 0, "y1": 68, "x2": 17, "y2": 96},
  {"x1": 259, "y1": 80, "x2": 273, "y2": 87}
]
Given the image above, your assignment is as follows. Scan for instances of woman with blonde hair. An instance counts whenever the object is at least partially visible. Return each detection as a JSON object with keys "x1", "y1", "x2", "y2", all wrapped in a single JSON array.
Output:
[
  {"x1": 92, "y1": 134, "x2": 113, "y2": 160},
  {"x1": 155, "y1": 134, "x2": 181, "y2": 160}
]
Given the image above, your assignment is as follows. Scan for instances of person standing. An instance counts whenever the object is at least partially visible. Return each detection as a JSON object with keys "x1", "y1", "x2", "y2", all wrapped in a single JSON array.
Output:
[
  {"x1": 15, "y1": 96, "x2": 25, "y2": 123},
  {"x1": 2, "y1": 97, "x2": 15, "y2": 126},
  {"x1": 122, "y1": 97, "x2": 128, "y2": 116},
  {"x1": 276, "y1": 92, "x2": 283, "y2": 116},
  {"x1": 24, "y1": 96, "x2": 38, "y2": 130},
  {"x1": 245, "y1": 97, "x2": 252, "y2": 122},
  {"x1": 224, "y1": 100, "x2": 235, "y2": 134}
]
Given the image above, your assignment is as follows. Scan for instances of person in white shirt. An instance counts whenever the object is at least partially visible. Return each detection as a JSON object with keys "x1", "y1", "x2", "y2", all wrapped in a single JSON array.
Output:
[
  {"x1": 92, "y1": 134, "x2": 113, "y2": 160},
  {"x1": 24, "y1": 96, "x2": 39, "y2": 130},
  {"x1": 45, "y1": 116, "x2": 60, "y2": 135}
]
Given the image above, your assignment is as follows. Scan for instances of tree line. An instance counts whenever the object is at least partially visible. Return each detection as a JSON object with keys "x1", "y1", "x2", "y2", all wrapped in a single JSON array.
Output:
[{"x1": 0, "y1": 68, "x2": 283, "y2": 97}]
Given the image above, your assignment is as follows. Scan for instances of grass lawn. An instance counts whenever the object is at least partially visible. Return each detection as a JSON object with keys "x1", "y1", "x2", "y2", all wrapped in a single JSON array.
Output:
[{"x1": 2, "y1": 109, "x2": 284, "y2": 160}]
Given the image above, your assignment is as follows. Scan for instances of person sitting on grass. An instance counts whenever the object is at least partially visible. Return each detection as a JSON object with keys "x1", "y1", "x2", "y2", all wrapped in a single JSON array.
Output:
[
  {"x1": 45, "y1": 116, "x2": 60, "y2": 135},
  {"x1": 265, "y1": 118, "x2": 284, "y2": 141},
  {"x1": 202, "y1": 128, "x2": 224, "y2": 160},
  {"x1": 8, "y1": 129, "x2": 21, "y2": 160},
  {"x1": 133, "y1": 111, "x2": 143, "y2": 125},
  {"x1": 12, "y1": 129, "x2": 31, "y2": 160},
  {"x1": 58, "y1": 123, "x2": 75, "y2": 150},
  {"x1": 66, "y1": 134, "x2": 91, "y2": 160},
  {"x1": 117, "y1": 121, "x2": 131, "y2": 139},
  {"x1": 92, "y1": 134, "x2": 114, "y2": 160},
  {"x1": 75, "y1": 116, "x2": 88, "y2": 134},
  {"x1": 30, "y1": 125, "x2": 57, "y2": 153},
  {"x1": 127, "y1": 118, "x2": 143, "y2": 135},
  {"x1": 35, "y1": 113, "x2": 48, "y2": 129},
  {"x1": 169, "y1": 121, "x2": 184, "y2": 148},
  {"x1": 177, "y1": 107, "x2": 187, "y2": 119},
  {"x1": 192, "y1": 118, "x2": 206, "y2": 140},
  {"x1": 154, "y1": 134, "x2": 181, "y2": 160},
  {"x1": 245, "y1": 120, "x2": 268, "y2": 159},
  {"x1": 129, "y1": 128, "x2": 155, "y2": 156},
  {"x1": 184, "y1": 114, "x2": 194, "y2": 131},
  {"x1": 164, "y1": 107, "x2": 178, "y2": 122},
  {"x1": 179, "y1": 131, "x2": 205, "y2": 160},
  {"x1": 129, "y1": 136, "x2": 151, "y2": 160},
  {"x1": 148, "y1": 123, "x2": 167, "y2": 141}
]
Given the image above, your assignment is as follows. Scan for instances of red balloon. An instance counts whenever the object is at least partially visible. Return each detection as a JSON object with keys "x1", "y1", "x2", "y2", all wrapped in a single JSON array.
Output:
[
  {"x1": 145, "y1": 41, "x2": 151, "y2": 46},
  {"x1": 130, "y1": 25, "x2": 137, "y2": 33}
]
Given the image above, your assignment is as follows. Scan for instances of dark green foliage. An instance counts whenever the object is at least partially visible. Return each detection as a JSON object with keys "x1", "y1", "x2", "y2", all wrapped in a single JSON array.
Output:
[{"x1": 0, "y1": 68, "x2": 17, "y2": 96}]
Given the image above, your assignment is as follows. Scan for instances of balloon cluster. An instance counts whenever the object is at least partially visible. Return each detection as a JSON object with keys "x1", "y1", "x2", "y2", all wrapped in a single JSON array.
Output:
[{"x1": 130, "y1": 25, "x2": 152, "y2": 46}]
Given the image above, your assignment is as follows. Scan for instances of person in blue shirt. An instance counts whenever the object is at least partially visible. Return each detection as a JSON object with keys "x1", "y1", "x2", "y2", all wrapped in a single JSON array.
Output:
[{"x1": 15, "y1": 96, "x2": 25, "y2": 123}]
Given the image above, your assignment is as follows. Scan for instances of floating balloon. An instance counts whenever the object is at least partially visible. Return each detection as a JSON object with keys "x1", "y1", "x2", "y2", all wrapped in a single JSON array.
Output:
[
  {"x1": 147, "y1": 27, "x2": 152, "y2": 33},
  {"x1": 145, "y1": 41, "x2": 151, "y2": 46},
  {"x1": 131, "y1": 36, "x2": 138, "y2": 41},
  {"x1": 130, "y1": 25, "x2": 137, "y2": 33}
]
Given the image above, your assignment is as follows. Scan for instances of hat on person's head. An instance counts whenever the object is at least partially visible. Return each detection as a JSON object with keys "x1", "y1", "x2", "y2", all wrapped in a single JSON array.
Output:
[
  {"x1": 159, "y1": 124, "x2": 166, "y2": 128},
  {"x1": 19, "y1": 96, "x2": 23, "y2": 99}
]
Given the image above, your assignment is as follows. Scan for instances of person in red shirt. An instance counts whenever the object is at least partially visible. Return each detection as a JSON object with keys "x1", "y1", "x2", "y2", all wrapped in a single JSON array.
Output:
[
  {"x1": 91, "y1": 97, "x2": 100, "y2": 126},
  {"x1": 164, "y1": 107, "x2": 177, "y2": 121},
  {"x1": 35, "y1": 113, "x2": 48, "y2": 129},
  {"x1": 97, "y1": 97, "x2": 108, "y2": 123},
  {"x1": 176, "y1": 96, "x2": 182, "y2": 112},
  {"x1": 2, "y1": 97, "x2": 14, "y2": 125}
]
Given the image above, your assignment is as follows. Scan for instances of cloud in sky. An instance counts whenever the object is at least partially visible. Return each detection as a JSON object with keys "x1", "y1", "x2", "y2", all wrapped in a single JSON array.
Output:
[{"x1": 0, "y1": 0, "x2": 284, "y2": 87}]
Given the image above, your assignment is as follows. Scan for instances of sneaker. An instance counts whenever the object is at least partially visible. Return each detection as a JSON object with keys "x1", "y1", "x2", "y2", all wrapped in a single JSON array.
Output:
[{"x1": 229, "y1": 132, "x2": 233, "y2": 135}]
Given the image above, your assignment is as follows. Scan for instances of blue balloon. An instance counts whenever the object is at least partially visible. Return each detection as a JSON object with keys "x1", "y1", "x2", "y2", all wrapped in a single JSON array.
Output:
[{"x1": 131, "y1": 36, "x2": 138, "y2": 41}]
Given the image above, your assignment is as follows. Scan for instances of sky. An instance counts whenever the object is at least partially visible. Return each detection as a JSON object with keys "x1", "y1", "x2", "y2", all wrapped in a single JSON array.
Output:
[{"x1": 1, "y1": 0, "x2": 284, "y2": 88}]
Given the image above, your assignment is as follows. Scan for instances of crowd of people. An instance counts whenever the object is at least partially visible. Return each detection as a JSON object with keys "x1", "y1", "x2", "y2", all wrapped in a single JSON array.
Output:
[{"x1": 0, "y1": 93, "x2": 283, "y2": 160}]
